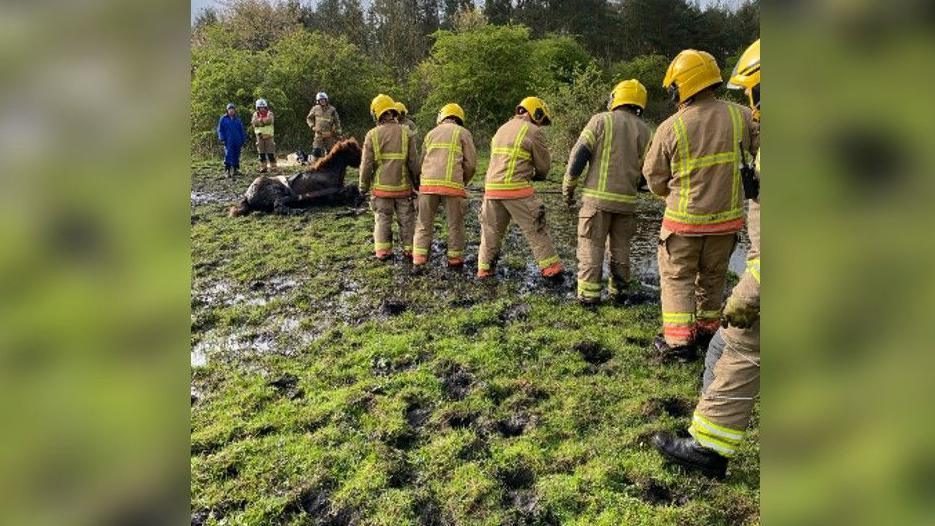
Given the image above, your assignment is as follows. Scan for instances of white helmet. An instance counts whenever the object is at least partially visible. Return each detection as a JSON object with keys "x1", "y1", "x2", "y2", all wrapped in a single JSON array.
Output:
[
  {"x1": 316, "y1": 92, "x2": 328, "y2": 101},
  {"x1": 255, "y1": 98, "x2": 268, "y2": 108}
]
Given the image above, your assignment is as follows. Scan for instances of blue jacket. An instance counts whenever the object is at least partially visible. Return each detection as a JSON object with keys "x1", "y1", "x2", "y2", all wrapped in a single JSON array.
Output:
[{"x1": 217, "y1": 114, "x2": 246, "y2": 145}]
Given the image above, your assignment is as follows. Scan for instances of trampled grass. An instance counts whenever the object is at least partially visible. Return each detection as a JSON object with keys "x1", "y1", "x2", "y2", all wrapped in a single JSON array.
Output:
[{"x1": 190, "y1": 153, "x2": 758, "y2": 525}]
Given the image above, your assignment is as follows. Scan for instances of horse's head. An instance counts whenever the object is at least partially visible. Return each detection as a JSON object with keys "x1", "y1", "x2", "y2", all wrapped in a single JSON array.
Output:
[{"x1": 310, "y1": 138, "x2": 362, "y2": 173}]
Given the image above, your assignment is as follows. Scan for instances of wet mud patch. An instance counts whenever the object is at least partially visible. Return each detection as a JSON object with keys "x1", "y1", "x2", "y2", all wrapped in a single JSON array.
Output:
[
  {"x1": 639, "y1": 478, "x2": 675, "y2": 505},
  {"x1": 267, "y1": 373, "x2": 303, "y2": 400},
  {"x1": 495, "y1": 412, "x2": 531, "y2": 437},
  {"x1": 284, "y1": 486, "x2": 353, "y2": 526},
  {"x1": 380, "y1": 298, "x2": 409, "y2": 316},
  {"x1": 439, "y1": 362, "x2": 474, "y2": 401},
  {"x1": 573, "y1": 340, "x2": 612, "y2": 366},
  {"x1": 498, "y1": 302, "x2": 531, "y2": 324},
  {"x1": 641, "y1": 397, "x2": 693, "y2": 419},
  {"x1": 502, "y1": 490, "x2": 559, "y2": 526},
  {"x1": 497, "y1": 464, "x2": 536, "y2": 490}
]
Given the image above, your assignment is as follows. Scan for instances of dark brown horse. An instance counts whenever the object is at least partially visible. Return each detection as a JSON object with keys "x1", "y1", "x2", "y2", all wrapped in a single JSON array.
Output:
[{"x1": 229, "y1": 138, "x2": 362, "y2": 216}]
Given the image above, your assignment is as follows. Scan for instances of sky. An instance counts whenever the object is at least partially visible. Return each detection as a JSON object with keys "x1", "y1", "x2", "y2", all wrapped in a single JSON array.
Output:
[{"x1": 191, "y1": 0, "x2": 746, "y2": 23}]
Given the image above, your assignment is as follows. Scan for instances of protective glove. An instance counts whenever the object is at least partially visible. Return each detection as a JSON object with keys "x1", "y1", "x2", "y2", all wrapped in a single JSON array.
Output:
[{"x1": 721, "y1": 298, "x2": 759, "y2": 329}]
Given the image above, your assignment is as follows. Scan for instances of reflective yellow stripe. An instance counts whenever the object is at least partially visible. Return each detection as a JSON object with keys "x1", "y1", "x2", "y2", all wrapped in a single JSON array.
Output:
[
  {"x1": 581, "y1": 188, "x2": 636, "y2": 203},
  {"x1": 674, "y1": 117, "x2": 691, "y2": 213},
  {"x1": 728, "y1": 105, "x2": 743, "y2": 209},
  {"x1": 689, "y1": 426, "x2": 737, "y2": 457},
  {"x1": 372, "y1": 126, "x2": 410, "y2": 190},
  {"x1": 581, "y1": 129, "x2": 596, "y2": 149},
  {"x1": 447, "y1": 250, "x2": 463, "y2": 257},
  {"x1": 748, "y1": 257, "x2": 760, "y2": 283},
  {"x1": 412, "y1": 247, "x2": 429, "y2": 255},
  {"x1": 420, "y1": 179, "x2": 465, "y2": 189},
  {"x1": 492, "y1": 123, "x2": 531, "y2": 184},
  {"x1": 599, "y1": 113, "x2": 613, "y2": 192},
  {"x1": 663, "y1": 207, "x2": 743, "y2": 225},
  {"x1": 663, "y1": 312, "x2": 694, "y2": 324},
  {"x1": 577, "y1": 279, "x2": 602, "y2": 291},
  {"x1": 697, "y1": 309, "x2": 721, "y2": 319},
  {"x1": 692, "y1": 412, "x2": 744, "y2": 442},
  {"x1": 447, "y1": 128, "x2": 461, "y2": 182},
  {"x1": 485, "y1": 181, "x2": 532, "y2": 190},
  {"x1": 478, "y1": 261, "x2": 492, "y2": 270},
  {"x1": 537, "y1": 255, "x2": 560, "y2": 269},
  {"x1": 374, "y1": 241, "x2": 392, "y2": 249}
]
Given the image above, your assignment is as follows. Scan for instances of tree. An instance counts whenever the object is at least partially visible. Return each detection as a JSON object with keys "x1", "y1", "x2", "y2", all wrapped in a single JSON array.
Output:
[{"x1": 484, "y1": 0, "x2": 513, "y2": 25}]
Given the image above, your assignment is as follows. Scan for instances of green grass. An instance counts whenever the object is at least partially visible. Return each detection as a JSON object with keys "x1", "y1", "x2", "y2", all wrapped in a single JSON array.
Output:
[{"x1": 190, "y1": 155, "x2": 758, "y2": 525}]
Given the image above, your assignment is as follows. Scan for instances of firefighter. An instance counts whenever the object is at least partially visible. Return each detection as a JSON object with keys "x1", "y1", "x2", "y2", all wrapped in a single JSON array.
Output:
[
  {"x1": 306, "y1": 92, "x2": 342, "y2": 159},
  {"x1": 477, "y1": 97, "x2": 563, "y2": 279},
  {"x1": 251, "y1": 99, "x2": 277, "y2": 173},
  {"x1": 563, "y1": 79, "x2": 653, "y2": 305},
  {"x1": 654, "y1": 39, "x2": 761, "y2": 478},
  {"x1": 217, "y1": 102, "x2": 246, "y2": 178},
  {"x1": 359, "y1": 94, "x2": 420, "y2": 261},
  {"x1": 412, "y1": 103, "x2": 477, "y2": 270},
  {"x1": 642, "y1": 49, "x2": 758, "y2": 360},
  {"x1": 395, "y1": 102, "x2": 418, "y2": 135}
]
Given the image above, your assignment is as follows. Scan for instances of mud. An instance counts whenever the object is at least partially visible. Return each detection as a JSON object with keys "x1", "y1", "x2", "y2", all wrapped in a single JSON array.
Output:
[
  {"x1": 639, "y1": 478, "x2": 674, "y2": 505},
  {"x1": 573, "y1": 340, "x2": 612, "y2": 366},
  {"x1": 495, "y1": 412, "x2": 531, "y2": 437},
  {"x1": 440, "y1": 362, "x2": 474, "y2": 401},
  {"x1": 502, "y1": 490, "x2": 559, "y2": 526},
  {"x1": 641, "y1": 397, "x2": 693, "y2": 419}
]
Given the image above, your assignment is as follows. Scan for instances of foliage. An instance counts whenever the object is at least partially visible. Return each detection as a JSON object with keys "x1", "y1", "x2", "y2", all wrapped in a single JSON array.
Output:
[
  {"x1": 417, "y1": 24, "x2": 537, "y2": 141},
  {"x1": 536, "y1": 63, "x2": 610, "y2": 164},
  {"x1": 607, "y1": 54, "x2": 671, "y2": 124}
]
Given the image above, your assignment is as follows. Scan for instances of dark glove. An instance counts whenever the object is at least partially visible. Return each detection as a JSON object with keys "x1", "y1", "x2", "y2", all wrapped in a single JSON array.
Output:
[{"x1": 721, "y1": 298, "x2": 759, "y2": 329}]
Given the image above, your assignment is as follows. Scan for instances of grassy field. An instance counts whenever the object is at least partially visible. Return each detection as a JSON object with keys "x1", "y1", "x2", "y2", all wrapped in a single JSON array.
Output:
[{"x1": 190, "y1": 153, "x2": 759, "y2": 525}]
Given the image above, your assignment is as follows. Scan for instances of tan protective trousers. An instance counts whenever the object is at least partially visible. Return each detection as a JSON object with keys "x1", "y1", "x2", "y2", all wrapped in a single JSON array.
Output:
[
  {"x1": 477, "y1": 196, "x2": 560, "y2": 274},
  {"x1": 689, "y1": 323, "x2": 760, "y2": 458},
  {"x1": 256, "y1": 135, "x2": 276, "y2": 155},
  {"x1": 576, "y1": 202, "x2": 636, "y2": 300},
  {"x1": 412, "y1": 194, "x2": 467, "y2": 265},
  {"x1": 658, "y1": 231, "x2": 736, "y2": 346},
  {"x1": 371, "y1": 196, "x2": 415, "y2": 258}
]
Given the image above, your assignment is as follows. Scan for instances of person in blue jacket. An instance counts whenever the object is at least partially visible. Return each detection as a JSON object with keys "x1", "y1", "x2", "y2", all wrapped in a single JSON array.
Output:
[{"x1": 217, "y1": 102, "x2": 246, "y2": 177}]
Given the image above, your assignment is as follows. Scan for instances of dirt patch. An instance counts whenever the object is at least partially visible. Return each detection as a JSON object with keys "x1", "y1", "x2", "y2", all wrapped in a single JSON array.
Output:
[
  {"x1": 641, "y1": 397, "x2": 693, "y2": 419},
  {"x1": 406, "y1": 403, "x2": 431, "y2": 429},
  {"x1": 495, "y1": 413, "x2": 530, "y2": 437},
  {"x1": 440, "y1": 362, "x2": 474, "y2": 401},
  {"x1": 381, "y1": 299, "x2": 409, "y2": 316},
  {"x1": 498, "y1": 303, "x2": 531, "y2": 324},
  {"x1": 497, "y1": 464, "x2": 536, "y2": 489},
  {"x1": 285, "y1": 486, "x2": 353, "y2": 526},
  {"x1": 574, "y1": 340, "x2": 612, "y2": 366},
  {"x1": 267, "y1": 373, "x2": 303, "y2": 400},
  {"x1": 639, "y1": 478, "x2": 674, "y2": 506},
  {"x1": 502, "y1": 490, "x2": 559, "y2": 526}
]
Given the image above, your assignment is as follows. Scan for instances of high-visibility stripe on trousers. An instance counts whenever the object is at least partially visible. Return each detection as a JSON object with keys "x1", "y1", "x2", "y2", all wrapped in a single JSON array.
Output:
[
  {"x1": 477, "y1": 195, "x2": 562, "y2": 276},
  {"x1": 371, "y1": 196, "x2": 415, "y2": 257},
  {"x1": 412, "y1": 193, "x2": 468, "y2": 265},
  {"x1": 658, "y1": 231, "x2": 737, "y2": 346},
  {"x1": 575, "y1": 202, "x2": 636, "y2": 300}
]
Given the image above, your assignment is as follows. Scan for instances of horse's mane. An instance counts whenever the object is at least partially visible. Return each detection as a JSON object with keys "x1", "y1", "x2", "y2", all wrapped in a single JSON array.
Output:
[{"x1": 309, "y1": 138, "x2": 360, "y2": 172}]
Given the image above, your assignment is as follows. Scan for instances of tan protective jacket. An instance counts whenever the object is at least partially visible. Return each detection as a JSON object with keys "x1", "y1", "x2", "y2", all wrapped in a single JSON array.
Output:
[
  {"x1": 306, "y1": 104, "x2": 342, "y2": 137},
  {"x1": 251, "y1": 110, "x2": 274, "y2": 138},
  {"x1": 484, "y1": 115, "x2": 550, "y2": 199},
  {"x1": 563, "y1": 109, "x2": 653, "y2": 213},
  {"x1": 643, "y1": 92, "x2": 758, "y2": 235},
  {"x1": 359, "y1": 121, "x2": 420, "y2": 198},
  {"x1": 419, "y1": 121, "x2": 477, "y2": 197}
]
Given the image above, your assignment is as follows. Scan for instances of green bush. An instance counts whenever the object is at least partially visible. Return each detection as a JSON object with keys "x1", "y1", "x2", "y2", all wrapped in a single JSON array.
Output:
[
  {"x1": 418, "y1": 25, "x2": 537, "y2": 142},
  {"x1": 607, "y1": 54, "x2": 671, "y2": 124},
  {"x1": 536, "y1": 63, "x2": 609, "y2": 166}
]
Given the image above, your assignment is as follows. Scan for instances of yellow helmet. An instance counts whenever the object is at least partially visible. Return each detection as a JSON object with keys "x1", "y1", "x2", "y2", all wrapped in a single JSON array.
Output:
[
  {"x1": 394, "y1": 101, "x2": 408, "y2": 117},
  {"x1": 437, "y1": 103, "x2": 466, "y2": 125},
  {"x1": 609, "y1": 79, "x2": 648, "y2": 111},
  {"x1": 517, "y1": 96, "x2": 552, "y2": 126},
  {"x1": 663, "y1": 49, "x2": 723, "y2": 103},
  {"x1": 728, "y1": 39, "x2": 760, "y2": 118},
  {"x1": 370, "y1": 94, "x2": 396, "y2": 122}
]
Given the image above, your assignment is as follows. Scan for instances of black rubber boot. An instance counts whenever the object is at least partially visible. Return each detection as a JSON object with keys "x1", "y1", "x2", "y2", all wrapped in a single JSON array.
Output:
[
  {"x1": 653, "y1": 336, "x2": 697, "y2": 362},
  {"x1": 653, "y1": 432, "x2": 728, "y2": 479}
]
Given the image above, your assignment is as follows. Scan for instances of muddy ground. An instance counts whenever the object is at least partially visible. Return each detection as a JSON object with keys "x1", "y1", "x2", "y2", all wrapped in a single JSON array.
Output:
[{"x1": 190, "y1": 156, "x2": 758, "y2": 525}]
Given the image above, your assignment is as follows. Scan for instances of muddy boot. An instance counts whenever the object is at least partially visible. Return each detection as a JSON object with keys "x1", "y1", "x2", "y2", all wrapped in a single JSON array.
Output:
[
  {"x1": 447, "y1": 257, "x2": 465, "y2": 269},
  {"x1": 653, "y1": 336, "x2": 697, "y2": 362},
  {"x1": 477, "y1": 267, "x2": 495, "y2": 280},
  {"x1": 223, "y1": 166, "x2": 232, "y2": 178},
  {"x1": 578, "y1": 296, "x2": 601, "y2": 307},
  {"x1": 652, "y1": 432, "x2": 727, "y2": 479}
]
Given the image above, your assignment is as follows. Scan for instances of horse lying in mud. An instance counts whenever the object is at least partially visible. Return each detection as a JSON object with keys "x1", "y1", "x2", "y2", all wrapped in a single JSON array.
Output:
[{"x1": 229, "y1": 138, "x2": 362, "y2": 217}]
